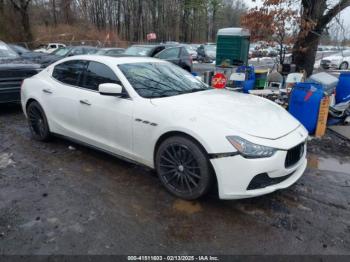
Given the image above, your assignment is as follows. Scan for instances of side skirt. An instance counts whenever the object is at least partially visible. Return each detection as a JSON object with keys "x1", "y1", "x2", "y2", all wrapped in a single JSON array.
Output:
[{"x1": 52, "y1": 133, "x2": 153, "y2": 170}]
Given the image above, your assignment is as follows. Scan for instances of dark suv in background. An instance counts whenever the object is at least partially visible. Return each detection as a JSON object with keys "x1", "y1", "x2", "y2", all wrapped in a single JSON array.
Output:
[
  {"x1": 39, "y1": 46, "x2": 99, "y2": 68},
  {"x1": 0, "y1": 41, "x2": 40, "y2": 103},
  {"x1": 123, "y1": 44, "x2": 193, "y2": 72}
]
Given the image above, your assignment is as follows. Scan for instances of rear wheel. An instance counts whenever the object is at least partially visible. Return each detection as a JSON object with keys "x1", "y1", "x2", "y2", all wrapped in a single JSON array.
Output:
[
  {"x1": 155, "y1": 136, "x2": 213, "y2": 200},
  {"x1": 27, "y1": 101, "x2": 51, "y2": 141}
]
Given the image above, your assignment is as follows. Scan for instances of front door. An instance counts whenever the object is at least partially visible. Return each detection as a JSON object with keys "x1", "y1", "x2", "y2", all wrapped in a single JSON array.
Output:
[{"x1": 76, "y1": 61, "x2": 134, "y2": 158}]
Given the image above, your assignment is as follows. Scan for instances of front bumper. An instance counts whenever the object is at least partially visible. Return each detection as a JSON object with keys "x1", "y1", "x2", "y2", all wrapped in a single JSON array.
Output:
[
  {"x1": 211, "y1": 139, "x2": 307, "y2": 200},
  {"x1": 0, "y1": 88, "x2": 20, "y2": 103}
]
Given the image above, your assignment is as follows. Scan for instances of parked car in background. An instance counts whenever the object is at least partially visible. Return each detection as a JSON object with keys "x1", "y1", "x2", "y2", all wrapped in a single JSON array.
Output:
[
  {"x1": 34, "y1": 43, "x2": 66, "y2": 54},
  {"x1": 197, "y1": 44, "x2": 216, "y2": 63},
  {"x1": 96, "y1": 48, "x2": 125, "y2": 57},
  {"x1": 321, "y1": 50, "x2": 350, "y2": 70},
  {"x1": 21, "y1": 55, "x2": 308, "y2": 200},
  {"x1": 183, "y1": 44, "x2": 198, "y2": 60},
  {"x1": 0, "y1": 41, "x2": 40, "y2": 103},
  {"x1": 124, "y1": 44, "x2": 168, "y2": 57},
  {"x1": 8, "y1": 44, "x2": 48, "y2": 63},
  {"x1": 124, "y1": 44, "x2": 193, "y2": 72},
  {"x1": 39, "y1": 46, "x2": 99, "y2": 68}
]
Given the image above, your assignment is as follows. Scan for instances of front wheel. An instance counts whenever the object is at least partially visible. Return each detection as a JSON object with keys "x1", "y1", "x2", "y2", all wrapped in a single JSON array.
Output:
[
  {"x1": 155, "y1": 136, "x2": 213, "y2": 200},
  {"x1": 27, "y1": 101, "x2": 51, "y2": 141}
]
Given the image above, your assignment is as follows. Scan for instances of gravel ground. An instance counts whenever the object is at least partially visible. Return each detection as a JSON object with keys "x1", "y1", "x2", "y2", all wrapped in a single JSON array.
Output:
[{"x1": 0, "y1": 103, "x2": 349, "y2": 255}]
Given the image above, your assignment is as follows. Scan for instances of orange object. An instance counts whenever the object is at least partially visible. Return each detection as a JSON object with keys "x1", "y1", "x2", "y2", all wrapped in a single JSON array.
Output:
[{"x1": 315, "y1": 96, "x2": 330, "y2": 138}]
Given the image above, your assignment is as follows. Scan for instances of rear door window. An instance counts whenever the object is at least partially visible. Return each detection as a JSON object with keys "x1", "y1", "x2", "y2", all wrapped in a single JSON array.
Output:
[
  {"x1": 52, "y1": 60, "x2": 87, "y2": 86},
  {"x1": 181, "y1": 47, "x2": 189, "y2": 57},
  {"x1": 81, "y1": 61, "x2": 120, "y2": 91},
  {"x1": 157, "y1": 48, "x2": 180, "y2": 59}
]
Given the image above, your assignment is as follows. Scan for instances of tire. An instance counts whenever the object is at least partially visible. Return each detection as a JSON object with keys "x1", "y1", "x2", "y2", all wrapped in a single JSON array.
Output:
[
  {"x1": 155, "y1": 136, "x2": 213, "y2": 200},
  {"x1": 340, "y1": 62, "x2": 349, "y2": 70},
  {"x1": 27, "y1": 101, "x2": 51, "y2": 142}
]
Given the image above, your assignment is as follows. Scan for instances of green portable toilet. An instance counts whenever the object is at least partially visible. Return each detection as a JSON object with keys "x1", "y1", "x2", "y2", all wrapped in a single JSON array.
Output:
[{"x1": 216, "y1": 28, "x2": 250, "y2": 68}]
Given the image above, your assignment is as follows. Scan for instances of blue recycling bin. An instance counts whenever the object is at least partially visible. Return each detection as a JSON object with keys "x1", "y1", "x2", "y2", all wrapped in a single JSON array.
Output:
[
  {"x1": 289, "y1": 83, "x2": 324, "y2": 134},
  {"x1": 336, "y1": 73, "x2": 350, "y2": 104},
  {"x1": 235, "y1": 66, "x2": 255, "y2": 93}
]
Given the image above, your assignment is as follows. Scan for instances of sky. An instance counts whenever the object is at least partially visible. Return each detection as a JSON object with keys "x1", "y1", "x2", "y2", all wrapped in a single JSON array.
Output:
[{"x1": 246, "y1": 0, "x2": 350, "y2": 38}]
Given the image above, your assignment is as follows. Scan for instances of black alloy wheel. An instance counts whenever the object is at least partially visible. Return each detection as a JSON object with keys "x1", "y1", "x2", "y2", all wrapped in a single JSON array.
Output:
[
  {"x1": 27, "y1": 101, "x2": 51, "y2": 141},
  {"x1": 156, "y1": 136, "x2": 213, "y2": 200}
]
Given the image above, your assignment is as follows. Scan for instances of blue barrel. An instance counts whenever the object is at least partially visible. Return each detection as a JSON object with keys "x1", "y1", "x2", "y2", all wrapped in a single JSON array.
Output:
[
  {"x1": 289, "y1": 83, "x2": 324, "y2": 134},
  {"x1": 336, "y1": 73, "x2": 350, "y2": 104},
  {"x1": 235, "y1": 66, "x2": 255, "y2": 93}
]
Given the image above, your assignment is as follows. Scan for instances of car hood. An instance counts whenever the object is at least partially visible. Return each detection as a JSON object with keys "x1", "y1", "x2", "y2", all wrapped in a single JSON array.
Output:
[
  {"x1": 0, "y1": 58, "x2": 41, "y2": 69},
  {"x1": 151, "y1": 89, "x2": 301, "y2": 140},
  {"x1": 323, "y1": 55, "x2": 343, "y2": 61}
]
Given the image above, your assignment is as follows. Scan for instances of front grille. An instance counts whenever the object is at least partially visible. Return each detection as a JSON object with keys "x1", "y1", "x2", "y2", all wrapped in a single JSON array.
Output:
[
  {"x1": 285, "y1": 143, "x2": 305, "y2": 168},
  {"x1": 0, "y1": 70, "x2": 38, "y2": 90},
  {"x1": 247, "y1": 172, "x2": 294, "y2": 190}
]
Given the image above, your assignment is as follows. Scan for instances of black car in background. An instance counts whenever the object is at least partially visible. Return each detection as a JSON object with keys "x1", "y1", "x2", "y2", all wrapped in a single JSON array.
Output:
[
  {"x1": 124, "y1": 44, "x2": 193, "y2": 72},
  {"x1": 39, "y1": 46, "x2": 99, "y2": 68},
  {"x1": 8, "y1": 44, "x2": 48, "y2": 63},
  {"x1": 96, "y1": 48, "x2": 125, "y2": 57},
  {"x1": 0, "y1": 41, "x2": 41, "y2": 103}
]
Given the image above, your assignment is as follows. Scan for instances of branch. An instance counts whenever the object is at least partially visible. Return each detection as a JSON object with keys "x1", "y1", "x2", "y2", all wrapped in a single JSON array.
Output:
[
  {"x1": 319, "y1": 0, "x2": 350, "y2": 29},
  {"x1": 9, "y1": 0, "x2": 21, "y2": 11}
]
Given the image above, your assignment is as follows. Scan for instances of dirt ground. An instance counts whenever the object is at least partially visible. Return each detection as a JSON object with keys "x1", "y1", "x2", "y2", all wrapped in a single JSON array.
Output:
[{"x1": 0, "y1": 103, "x2": 349, "y2": 255}]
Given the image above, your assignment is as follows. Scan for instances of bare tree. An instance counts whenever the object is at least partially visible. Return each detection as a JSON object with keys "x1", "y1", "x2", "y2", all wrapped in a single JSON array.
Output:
[{"x1": 9, "y1": 0, "x2": 33, "y2": 42}]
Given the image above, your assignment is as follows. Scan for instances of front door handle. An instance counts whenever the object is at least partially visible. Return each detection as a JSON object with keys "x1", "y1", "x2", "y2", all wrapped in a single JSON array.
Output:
[
  {"x1": 80, "y1": 99, "x2": 91, "y2": 106},
  {"x1": 42, "y1": 89, "x2": 53, "y2": 94}
]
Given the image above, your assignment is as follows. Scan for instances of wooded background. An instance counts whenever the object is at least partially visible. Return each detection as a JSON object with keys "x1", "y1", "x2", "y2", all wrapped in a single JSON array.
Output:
[{"x1": 0, "y1": 0, "x2": 247, "y2": 45}]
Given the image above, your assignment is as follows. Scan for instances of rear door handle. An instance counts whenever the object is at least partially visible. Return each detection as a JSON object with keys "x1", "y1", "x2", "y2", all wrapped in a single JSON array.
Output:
[
  {"x1": 42, "y1": 89, "x2": 53, "y2": 94},
  {"x1": 80, "y1": 99, "x2": 91, "y2": 106}
]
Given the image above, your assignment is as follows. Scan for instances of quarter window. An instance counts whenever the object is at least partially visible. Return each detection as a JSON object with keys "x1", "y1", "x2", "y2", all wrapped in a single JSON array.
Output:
[
  {"x1": 52, "y1": 60, "x2": 87, "y2": 86},
  {"x1": 81, "y1": 62, "x2": 119, "y2": 91}
]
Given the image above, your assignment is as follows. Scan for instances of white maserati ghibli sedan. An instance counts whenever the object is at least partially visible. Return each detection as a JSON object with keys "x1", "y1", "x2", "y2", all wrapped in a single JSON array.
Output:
[{"x1": 21, "y1": 56, "x2": 308, "y2": 200}]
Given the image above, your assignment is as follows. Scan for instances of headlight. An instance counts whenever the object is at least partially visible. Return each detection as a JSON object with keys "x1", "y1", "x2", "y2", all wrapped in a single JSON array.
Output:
[{"x1": 226, "y1": 136, "x2": 277, "y2": 158}]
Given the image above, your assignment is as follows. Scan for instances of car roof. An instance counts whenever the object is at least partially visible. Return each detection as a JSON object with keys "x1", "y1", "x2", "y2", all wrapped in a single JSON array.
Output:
[
  {"x1": 66, "y1": 45, "x2": 96, "y2": 48},
  {"x1": 128, "y1": 44, "x2": 178, "y2": 48},
  {"x1": 101, "y1": 47, "x2": 125, "y2": 50},
  {"x1": 58, "y1": 55, "x2": 165, "y2": 65}
]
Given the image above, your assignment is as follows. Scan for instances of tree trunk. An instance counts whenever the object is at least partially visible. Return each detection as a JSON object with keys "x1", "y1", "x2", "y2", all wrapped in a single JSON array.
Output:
[
  {"x1": 292, "y1": 0, "x2": 350, "y2": 76},
  {"x1": 23, "y1": 10, "x2": 32, "y2": 41},
  {"x1": 292, "y1": 31, "x2": 320, "y2": 76}
]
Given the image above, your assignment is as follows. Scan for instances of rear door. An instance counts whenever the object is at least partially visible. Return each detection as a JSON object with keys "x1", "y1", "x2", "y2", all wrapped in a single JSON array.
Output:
[{"x1": 46, "y1": 60, "x2": 87, "y2": 138}]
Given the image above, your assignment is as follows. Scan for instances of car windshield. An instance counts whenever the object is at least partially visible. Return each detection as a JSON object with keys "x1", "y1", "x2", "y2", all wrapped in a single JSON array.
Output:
[
  {"x1": 11, "y1": 45, "x2": 30, "y2": 54},
  {"x1": 52, "y1": 47, "x2": 71, "y2": 56},
  {"x1": 119, "y1": 62, "x2": 210, "y2": 98},
  {"x1": 124, "y1": 46, "x2": 153, "y2": 56},
  {"x1": 0, "y1": 42, "x2": 19, "y2": 59}
]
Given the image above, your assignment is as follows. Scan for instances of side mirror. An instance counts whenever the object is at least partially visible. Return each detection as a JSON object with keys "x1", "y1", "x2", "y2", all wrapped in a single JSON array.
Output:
[{"x1": 99, "y1": 83, "x2": 123, "y2": 96}]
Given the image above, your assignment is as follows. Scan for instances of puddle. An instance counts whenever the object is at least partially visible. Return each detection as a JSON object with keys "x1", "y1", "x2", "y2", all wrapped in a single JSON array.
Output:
[
  {"x1": 172, "y1": 200, "x2": 202, "y2": 215},
  {"x1": 308, "y1": 154, "x2": 350, "y2": 174}
]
